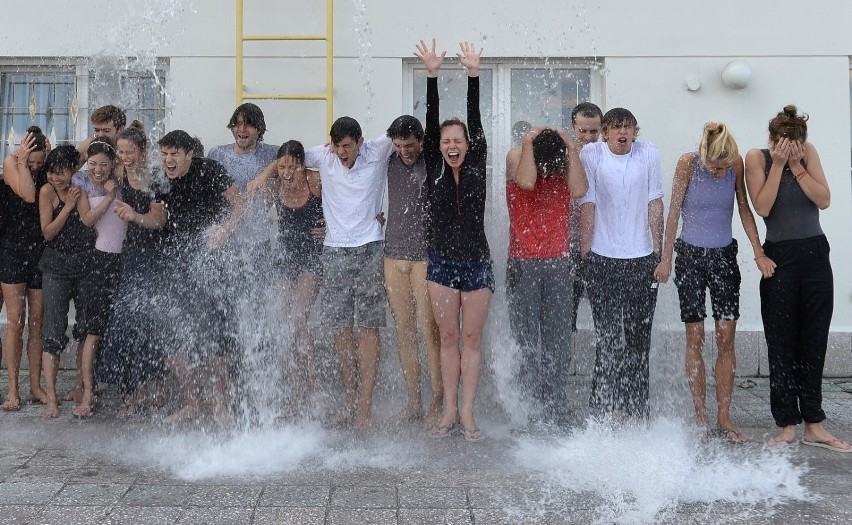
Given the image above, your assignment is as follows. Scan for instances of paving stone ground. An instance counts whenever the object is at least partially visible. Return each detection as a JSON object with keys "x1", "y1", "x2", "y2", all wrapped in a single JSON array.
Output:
[{"x1": 2, "y1": 370, "x2": 852, "y2": 524}]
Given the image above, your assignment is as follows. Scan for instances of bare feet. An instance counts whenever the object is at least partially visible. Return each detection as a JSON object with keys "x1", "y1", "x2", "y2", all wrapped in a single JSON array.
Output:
[
  {"x1": 803, "y1": 422, "x2": 852, "y2": 452},
  {"x1": 72, "y1": 404, "x2": 95, "y2": 419},
  {"x1": 768, "y1": 425, "x2": 798, "y2": 448},
  {"x1": 2, "y1": 397, "x2": 21, "y2": 412},
  {"x1": 42, "y1": 402, "x2": 60, "y2": 419},
  {"x1": 62, "y1": 388, "x2": 83, "y2": 403},
  {"x1": 352, "y1": 408, "x2": 373, "y2": 431},
  {"x1": 164, "y1": 404, "x2": 201, "y2": 425},
  {"x1": 422, "y1": 396, "x2": 443, "y2": 429},
  {"x1": 29, "y1": 388, "x2": 48, "y2": 405},
  {"x1": 717, "y1": 416, "x2": 748, "y2": 443}
]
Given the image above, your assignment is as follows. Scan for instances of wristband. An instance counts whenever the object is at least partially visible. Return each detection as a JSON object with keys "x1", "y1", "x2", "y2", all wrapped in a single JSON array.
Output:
[
  {"x1": 794, "y1": 170, "x2": 808, "y2": 181},
  {"x1": 755, "y1": 255, "x2": 767, "y2": 261}
]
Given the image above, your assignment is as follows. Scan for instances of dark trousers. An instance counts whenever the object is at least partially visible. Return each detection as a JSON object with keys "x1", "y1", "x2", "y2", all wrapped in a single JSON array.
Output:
[
  {"x1": 506, "y1": 256, "x2": 573, "y2": 422},
  {"x1": 585, "y1": 252, "x2": 659, "y2": 417},
  {"x1": 761, "y1": 235, "x2": 833, "y2": 427}
]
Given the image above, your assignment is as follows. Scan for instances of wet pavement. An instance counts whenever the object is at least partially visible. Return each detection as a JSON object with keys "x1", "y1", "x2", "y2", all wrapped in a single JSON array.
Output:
[{"x1": 2, "y1": 370, "x2": 852, "y2": 525}]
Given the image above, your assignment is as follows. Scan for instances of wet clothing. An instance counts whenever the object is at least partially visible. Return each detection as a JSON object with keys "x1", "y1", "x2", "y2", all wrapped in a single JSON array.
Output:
[
  {"x1": 384, "y1": 154, "x2": 429, "y2": 261},
  {"x1": 207, "y1": 142, "x2": 278, "y2": 246},
  {"x1": 423, "y1": 75, "x2": 489, "y2": 263},
  {"x1": 321, "y1": 241, "x2": 386, "y2": 328},
  {"x1": 305, "y1": 136, "x2": 392, "y2": 248},
  {"x1": 674, "y1": 238, "x2": 741, "y2": 323},
  {"x1": 506, "y1": 175, "x2": 571, "y2": 259},
  {"x1": 0, "y1": 172, "x2": 46, "y2": 287},
  {"x1": 760, "y1": 150, "x2": 823, "y2": 243},
  {"x1": 119, "y1": 176, "x2": 164, "y2": 254},
  {"x1": 39, "y1": 193, "x2": 97, "y2": 355},
  {"x1": 680, "y1": 153, "x2": 735, "y2": 249},
  {"x1": 274, "y1": 193, "x2": 323, "y2": 280},
  {"x1": 758, "y1": 150, "x2": 833, "y2": 428},
  {"x1": 427, "y1": 250, "x2": 494, "y2": 293},
  {"x1": 159, "y1": 157, "x2": 234, "y2": 255}
]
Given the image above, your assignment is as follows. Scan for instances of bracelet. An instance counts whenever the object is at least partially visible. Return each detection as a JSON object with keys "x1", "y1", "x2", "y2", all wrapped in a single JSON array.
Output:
[
  {"x1": 795, "y1": 170, "x2": 808, "y2": 181},
  {"x1": 755, "y1": 255, "x2": 767, "y2": 261}
]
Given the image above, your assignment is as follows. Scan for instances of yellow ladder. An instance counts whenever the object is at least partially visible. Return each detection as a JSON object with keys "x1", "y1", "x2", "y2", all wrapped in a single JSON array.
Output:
[{"x1": 235, "y1": 0, "x2": 334, "y2": 130}]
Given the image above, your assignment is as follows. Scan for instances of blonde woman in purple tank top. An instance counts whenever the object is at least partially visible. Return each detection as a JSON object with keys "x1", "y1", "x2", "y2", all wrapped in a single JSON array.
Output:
[{"x1": 655, "y1": 123, "x2": 775, "y2": 443}]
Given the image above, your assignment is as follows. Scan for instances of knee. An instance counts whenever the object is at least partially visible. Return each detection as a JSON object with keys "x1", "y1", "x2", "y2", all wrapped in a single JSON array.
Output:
[{"x1": 461, "y1": 329, "x2": 482, "y2": 350}]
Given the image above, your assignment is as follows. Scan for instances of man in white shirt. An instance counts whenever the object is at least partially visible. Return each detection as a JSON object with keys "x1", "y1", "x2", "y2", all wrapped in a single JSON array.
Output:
[
  {"x1": 304, "y1": 116, "x2": 393, "y2": 430},
  {"x1": 578, "y1": 107, "x2": 664, "y2": 420}
]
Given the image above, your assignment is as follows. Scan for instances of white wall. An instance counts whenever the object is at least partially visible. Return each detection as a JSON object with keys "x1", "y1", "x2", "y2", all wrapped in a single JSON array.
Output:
[{"x1": 2, "y1": 0, "x2": 851, "y2": 332}]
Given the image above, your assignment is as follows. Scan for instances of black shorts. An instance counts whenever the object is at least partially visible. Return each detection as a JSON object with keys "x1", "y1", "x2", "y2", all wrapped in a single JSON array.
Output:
[
  {"x1": 673, "y1": 238, "x2": 741, "y2": 323},
  {"x1": 276, "y1": 250, "x2": 323, "y2": 282},
  {"x1": 427, "y1": 251, "x2": 494, "y2": 293},
  {"x1": 78, "y1": 251, "x2": 122, "y2": 337},
  {"x1": 0, "y1": 244, "x2": 44, "y2": 289}
]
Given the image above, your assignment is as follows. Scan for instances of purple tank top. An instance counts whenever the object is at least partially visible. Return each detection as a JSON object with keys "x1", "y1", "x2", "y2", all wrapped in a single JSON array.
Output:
[{"x1": 680, "y1": 153, "x2": 735, "y2": 248}]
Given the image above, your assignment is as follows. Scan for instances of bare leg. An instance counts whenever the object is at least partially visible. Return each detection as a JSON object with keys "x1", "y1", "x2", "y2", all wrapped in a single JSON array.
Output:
[
  {"x1": 458, "y1": 289, "x2": 491, "y2": 437},
  {"x1": 74, "y1": 334, "x2": 99, "y2": 416},
  {"x1": 205, "y1": 355, "x2": 234, "y2": 428},
  {"x1": 41, "y1": 352, "x2": 61, "y2": 418},
  {"x1": 63, "y1": 340, "x2": 85, "y2": 403},
  {"x1": 384, "y1": 258, "x2": 423, "y2": 421},
  {"x1": 353, "y1": 327, "x2": 380, "y2": 430},
  {"x1": 2, "y1": 283, "x2": 26, "y2": 410},
  {"x1": 684, "y1": 322, "x2": 708, "y2": 428},
  {"x1": 412, "y1": 261, "x2": 443, "y2": 427},
  {"x1": 714, "y1": 320, "x2": 744, "y2": 441},
  {"x1": 334, "y1": 327, "x2": 358, "y2": 425},
  {"x1": 291, "y1": 272, "x2": 320, "y2": 410},
  {"x1": 428, "y1": 281, "x2": 461, "y2": 432},
  {"x1": 164, "y1": 354, "x2": 202, "y2": 424},
  {"x1": 26, "y1": 289, "x2": 46, "y2": 402}
]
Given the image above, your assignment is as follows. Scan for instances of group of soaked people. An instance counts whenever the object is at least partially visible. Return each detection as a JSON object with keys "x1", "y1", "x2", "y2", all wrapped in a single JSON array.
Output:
[{"x1": 0, "y1": 38, "x2": 847, "y2": 450}]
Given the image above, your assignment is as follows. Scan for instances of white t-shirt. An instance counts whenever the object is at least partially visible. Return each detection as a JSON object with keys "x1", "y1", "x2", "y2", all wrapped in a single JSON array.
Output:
[
  {"x1": 305, "y1": 135, "x2": 393, "y2": 248},
  {"x1": 578, "y1": 140, "x2": 664, "y2": 259}
]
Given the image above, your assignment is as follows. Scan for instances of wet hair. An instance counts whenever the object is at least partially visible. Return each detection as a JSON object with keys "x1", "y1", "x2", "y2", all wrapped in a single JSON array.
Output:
[
  {"x1": 227, "y1": 103, "x2": 267, "y2": 141},
  {"x1": 330, "y1": 116, "x2": 362, "y2": 144},
  {"x1": 158, "y1": 130, "x2": 196, "y2": 153},
  {"x1": 87, "y1": 137, "x2": 118, "y2": 162},
  {"x1": 116, "y1": 120, "x2": 148, "y2": 152},
  {"x1": 43, "y1": 145, "x2": 80, "y2": 174},
  {"x1": 191, "y1": 136, "x2": 205, "y2": 157},
  {"x1": 601, "y1": 107, "x2": 640, "y2": 136},
  {"x1": 571, "y1": 102, "x2": 603, "y2": 123},
  {"x1": 532, "y1": 129, "x2": 566, "y2": 175},
  {"x1": 276, "y1": 140, "x2": 305, "y2": 164},
  {"x1": 90, "y1": 105, "x2": 126, "y2": 130},
  {"x1": 699, "y1": 122, "x2": 738, "y2": 166},
  {"x1": 26, "y1": 125, "x2": 48, "y2": 151},
  {"x1": 386, "y1": 115, "x2": 424, "y2": 142},
  {"x1": 768, "y1": 104, "x2": 808, "y2": 143},
  {"x1": 439, "y1": 118, "x2": 469, "y2": 144},
  {"x1": 511, "y1": 120, "x2": 531, "y2": 147}
]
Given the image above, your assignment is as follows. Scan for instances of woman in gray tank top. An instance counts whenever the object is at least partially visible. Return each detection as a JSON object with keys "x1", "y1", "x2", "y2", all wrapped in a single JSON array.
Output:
[
  {"x1": 655, "y1": 122, "x2": 775, "y2": 443},
  {"x1": 744, "y1": 105, "x2": 849, "y2": 452}
]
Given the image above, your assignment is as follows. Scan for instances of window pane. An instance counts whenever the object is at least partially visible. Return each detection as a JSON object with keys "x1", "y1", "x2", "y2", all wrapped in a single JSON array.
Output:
[
  {"x1": 0, "y1": 71, "x2": 75, "y2": 160},
  {"x1": 510, "y1": 68, "x2": 591, "y2": 144}
]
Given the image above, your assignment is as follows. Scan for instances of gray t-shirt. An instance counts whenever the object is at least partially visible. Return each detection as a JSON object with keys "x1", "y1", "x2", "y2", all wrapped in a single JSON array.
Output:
[
  {"x1": 207, "y1": 142, "x2": 279, "y2": 246},
  {"x1": 384, "y1": 153, "x2": 428, "y2": 260}
]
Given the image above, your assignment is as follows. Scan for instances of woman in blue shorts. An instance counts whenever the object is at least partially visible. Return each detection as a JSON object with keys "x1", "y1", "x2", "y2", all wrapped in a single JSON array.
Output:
[
  {"x1": 655, "y1": 122, "x2": 775, "y2": 442},
  {"x1": 415, "y1": 39, "x2": 490, "y2": 442}
]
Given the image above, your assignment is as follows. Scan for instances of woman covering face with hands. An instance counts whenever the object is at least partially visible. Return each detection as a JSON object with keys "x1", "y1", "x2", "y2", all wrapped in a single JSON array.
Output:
[{"x1": 744, "y1": 105, "x2": 847, "y2": 452}]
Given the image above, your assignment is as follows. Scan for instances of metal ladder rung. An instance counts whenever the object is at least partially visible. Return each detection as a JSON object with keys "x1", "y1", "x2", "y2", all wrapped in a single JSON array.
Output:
[
  {"x1": 242, "y1": 35, "x2": 327, "y2": 42},
  {"x1": 243, "y1": 95, "x2": 327, "y2": 101}
]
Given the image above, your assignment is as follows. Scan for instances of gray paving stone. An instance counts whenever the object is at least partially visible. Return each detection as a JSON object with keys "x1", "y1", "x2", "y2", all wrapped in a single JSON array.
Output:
[
  {"x1": 176, "y1": 506, "x2": 253, "y2": 524},
  {"x1": 0, "y1": 482, "x2": 64, "y2": 504},
  {"x1": 0, "y1": 505, "x2": 43, "y2": 525},
  {"x1": 120, "y1": 484, "x2": 195, "y2": 506},
  {"x1": 38, "y1": 505, "x2": 109, "y2": 525},
  {"x1": 70, "y1": 464, "x2": 139, "y2": 484},
  {"x1": 26, "y1": 448, "x2": 89, "y2": 467},
  {"x1": 102, "y1": 506, "x2": 182, "y2": 525},
  {"x1": 802, "y1": 474, "x2": 852, "y2": 495},
  {"x1": 0, "y1": 448, "x2": 37, "y2": 466},
  {"x1": 4, "y1": 464, "x2": 79, "y2": 483},
  {"x1": 51, "y1": 483, "x2": 130, "y2": 506},
  {"x1": 330, "y1": 486, "x2": 397, "y2": 508},
  {"x1": 398, "y1": 487, "x2": 467, "y2": 509},
  {"x1": 398, "y1": 508, "x2": 472, "y2": 525},
  {"x1": 470, "y1": 508, "x2": 583, "y2": 525},
  {"x1": 258, "y1": 484, "x2": 329, "y2": 507},
  {"x1": 186, "y1": 485, "x2": 261, "y2": 507},
  {"x1": 327, "y1": 508, "x2": 399, "y2": 525},
  {"x1": 252, "y1": 506, "x2": 326, "y2": 525}
]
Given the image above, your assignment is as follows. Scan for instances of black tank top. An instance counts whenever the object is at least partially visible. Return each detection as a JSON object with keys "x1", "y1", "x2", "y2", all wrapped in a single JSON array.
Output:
[
  {"x1": 0, "y1": 171, "x2": 46, "y2": 251},
  {"x1": 275, "y1": 193, "x2": 323, "y2": 261},
  {"x1": 45, "y1": 186, "x2": 97, "y2": 254},
  {"x1": 760, "y1": 149, "x2": 823, "y2": 242}
]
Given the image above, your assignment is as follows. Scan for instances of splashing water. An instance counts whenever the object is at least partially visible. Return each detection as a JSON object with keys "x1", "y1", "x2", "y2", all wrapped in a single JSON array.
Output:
[{"x1": 513, "y1": 418, "x2": 811, "y2": 525}]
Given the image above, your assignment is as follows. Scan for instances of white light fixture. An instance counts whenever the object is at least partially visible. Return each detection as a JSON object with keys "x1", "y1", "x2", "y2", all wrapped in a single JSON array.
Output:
[{"x1": 721, "y1": 60, "x2": 752, "y2": 90}]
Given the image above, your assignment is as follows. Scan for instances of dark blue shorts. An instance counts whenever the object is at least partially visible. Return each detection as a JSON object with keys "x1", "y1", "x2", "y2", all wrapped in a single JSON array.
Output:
[
  {"x1": 673, "y1": 238, "x2": 741, "y2": 323},
  {"x1": 427, "y1": 251, "x2": 494, "y2": 293}
]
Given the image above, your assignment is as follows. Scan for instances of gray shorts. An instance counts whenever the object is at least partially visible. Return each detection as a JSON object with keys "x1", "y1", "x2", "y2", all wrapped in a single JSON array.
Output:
[{"x1": 321, "y1": 241, "x2": 387, "y2": 328}]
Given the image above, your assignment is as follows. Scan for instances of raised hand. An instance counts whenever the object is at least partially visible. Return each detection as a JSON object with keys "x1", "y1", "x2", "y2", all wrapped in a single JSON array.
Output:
[
  {"x1": 66, "y1": 187, "x2": 82, "y2": 208},
  {"x1": 786, "y1": 140, "x2": 806, "y2": 170},
  {"x1": 769, "y1": 137, "x2": 789, "y2": 165},
  {"x1": 457, "y1": 41, "x2": 483, "y2": 77},
  {"x1": 414, "y1": 38, "x2": 446, "y2": 77},
  {"x1": 14, "y1": 132, "x2": 37, "y2": 165},
  {"x1": 113, "y1": 200, "x2": 137, "y2": 222},
  {"x1": 103, "y1": 179, "x2": 117, "y2": 196}
]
